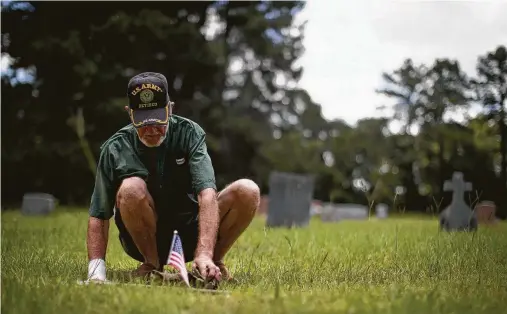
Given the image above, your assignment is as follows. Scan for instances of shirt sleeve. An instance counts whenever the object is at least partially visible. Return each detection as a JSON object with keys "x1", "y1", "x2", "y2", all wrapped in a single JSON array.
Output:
[
  {"x1": 187, "y1": 126, "x2": 217, "y2": 196},
  {"x1": 89, "y1": 144, "x2": 116, "y2": 220}
]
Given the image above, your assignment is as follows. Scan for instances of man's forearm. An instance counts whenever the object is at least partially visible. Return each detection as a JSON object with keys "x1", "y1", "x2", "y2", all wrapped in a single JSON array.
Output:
[
  {"x1": 87, "y1": 217, "x2": 109, "y2": 260},
  {"x1": 195, "y1": 188, "x2": 220, "y2": 258}
]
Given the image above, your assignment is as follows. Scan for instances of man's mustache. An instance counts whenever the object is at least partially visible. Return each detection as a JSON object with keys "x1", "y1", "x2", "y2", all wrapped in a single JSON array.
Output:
[
  {"x1": 142, "y1": 128, "x2": 165, "y2": 136},
  {"x1": 144, "y1": 131, "x2": 163, "y2": 135}
]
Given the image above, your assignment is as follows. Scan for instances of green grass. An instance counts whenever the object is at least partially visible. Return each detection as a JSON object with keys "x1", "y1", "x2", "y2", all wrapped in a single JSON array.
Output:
[{"x1": 2, "y1": 208, "x2": 507, "y2": 314}]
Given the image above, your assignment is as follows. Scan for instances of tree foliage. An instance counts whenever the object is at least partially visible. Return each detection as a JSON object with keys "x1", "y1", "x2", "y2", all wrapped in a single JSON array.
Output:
[{"x1": 1, "y1": 2, "x2": 505, "y2": 218}]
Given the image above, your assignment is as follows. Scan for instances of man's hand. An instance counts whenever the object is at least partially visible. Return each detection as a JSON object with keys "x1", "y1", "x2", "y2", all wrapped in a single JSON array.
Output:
[{"x1": 192, "y1": 254, "x2": 222, "y2": 282}]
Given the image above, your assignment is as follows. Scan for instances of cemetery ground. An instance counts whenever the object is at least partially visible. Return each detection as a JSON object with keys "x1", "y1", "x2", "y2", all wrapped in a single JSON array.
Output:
[{"x1": 2, "y1": 207, "x2": 507, "y2": 314}]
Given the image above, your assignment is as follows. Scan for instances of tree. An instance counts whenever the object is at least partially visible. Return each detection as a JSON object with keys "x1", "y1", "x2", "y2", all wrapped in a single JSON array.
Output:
[
  {"x1": 423, "y1": 58, "x2": 471, "y2": 192},
  {"x1": 1, "y1": 1, "x2": 221, "y2": 205},
  {"x1": 423, "y1": 59, "x2": 471, "y2": 123},
  {"x1": 376, "y1": 59, "x2": 429, "y2": 135},
  {"x1": 0, "y1": 1, "x2": 310, "y2": 206},
  {"x1": 472, "y1": 46, "x2": 507, "y2": 195}
]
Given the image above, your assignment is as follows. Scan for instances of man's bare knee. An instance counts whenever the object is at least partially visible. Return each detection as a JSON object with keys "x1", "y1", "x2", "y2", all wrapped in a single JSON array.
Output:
[
  {"x1": 116, "y1": 177, "x2": 150, "y2": 209},
  {"x1": 231, "y1": 178, "x2": 260, "y2": 216},
  {"x1": 235, "y1": 178, "x2": 260, "y2": 198},
  {"x1": 115, "y1": 177, "x2": 158, "y2": 269},
  {"x1": 214, "y1": 179, "x2": 260, "y2": 263}
]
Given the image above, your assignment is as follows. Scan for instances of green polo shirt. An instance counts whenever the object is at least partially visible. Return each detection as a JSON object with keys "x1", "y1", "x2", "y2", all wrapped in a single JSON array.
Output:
[{"x1": 89, "y1": 115, "x2": 217, "y2": 220}]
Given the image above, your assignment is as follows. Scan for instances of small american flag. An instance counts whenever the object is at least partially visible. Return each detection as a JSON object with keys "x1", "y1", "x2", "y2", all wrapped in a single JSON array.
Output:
[{"x1": 167, "y1": 231, "x2": 190, "y2": 287}]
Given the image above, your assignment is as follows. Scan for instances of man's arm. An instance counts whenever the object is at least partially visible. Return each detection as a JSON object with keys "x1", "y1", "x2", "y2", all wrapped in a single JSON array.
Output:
[
  {"x1": 186, "y1": 126, "x2": 222, "y2": 279},
  {"x1": 87, "y1": 217, "x2": 109, "y2": 260},
  {"x1": 195, "y1": 188, "x2": 220, "y2": 258},
  {"x1": 86, "y1": 145, "x2": 116, "y2": 281},
  {"x1": 86, "y1": 217, "x2": 110, "y2": 281}
]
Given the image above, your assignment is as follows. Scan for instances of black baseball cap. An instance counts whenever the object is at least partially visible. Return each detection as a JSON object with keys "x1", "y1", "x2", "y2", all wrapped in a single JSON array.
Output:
[{"x1": 127, "y1": 72, "x2": 173, "y2": 128}]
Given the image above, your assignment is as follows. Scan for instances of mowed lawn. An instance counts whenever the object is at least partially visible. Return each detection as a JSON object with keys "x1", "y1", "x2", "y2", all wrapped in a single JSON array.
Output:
[{"x1": 2, "y1": 208, "x2": 507, "y2": 314}]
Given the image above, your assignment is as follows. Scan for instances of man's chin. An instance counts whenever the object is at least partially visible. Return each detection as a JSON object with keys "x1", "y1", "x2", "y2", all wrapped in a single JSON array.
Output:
[{"x1": 140, "y1": 136, "x2": 165, "y2": 148}]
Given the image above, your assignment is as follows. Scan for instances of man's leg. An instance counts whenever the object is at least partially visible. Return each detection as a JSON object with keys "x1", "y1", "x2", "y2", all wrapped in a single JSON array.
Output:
[
  {"x1": 213, "y1": 179, "x2": 260, "y2": 279},
  {"x1": 116, "y1": 176, "x2": 160, "y2": 275}
]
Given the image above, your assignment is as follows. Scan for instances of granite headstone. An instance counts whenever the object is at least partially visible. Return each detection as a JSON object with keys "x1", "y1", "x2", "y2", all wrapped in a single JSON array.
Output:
[
  {"x1": 21, "y1": 193, "x2": 56, "y2": 216},
  {"x1": 266, "y1": 171, "x2": 315, "y2": 228},
  {"x1": 475, "y1": 201, "x2": 498, "y2": 225}
]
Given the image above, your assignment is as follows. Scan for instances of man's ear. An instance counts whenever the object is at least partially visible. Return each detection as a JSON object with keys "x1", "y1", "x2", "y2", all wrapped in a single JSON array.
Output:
[
  {"x1": 168, "y1": 101, "x2": 174, "y2": 115},
  {"x1": 125, "y1": 106, "x2": 133, "y2": 123}
]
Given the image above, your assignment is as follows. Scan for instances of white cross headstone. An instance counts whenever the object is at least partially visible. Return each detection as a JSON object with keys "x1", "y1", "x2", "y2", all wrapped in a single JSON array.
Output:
[{"x1": 439, "y1": 172, "x2": 477, "y2": 231}]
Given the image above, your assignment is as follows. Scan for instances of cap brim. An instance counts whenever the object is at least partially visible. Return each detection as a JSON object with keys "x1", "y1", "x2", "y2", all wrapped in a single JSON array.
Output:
[{"x1": 130, "y1": 106, "x2": 169, "y2": 128}]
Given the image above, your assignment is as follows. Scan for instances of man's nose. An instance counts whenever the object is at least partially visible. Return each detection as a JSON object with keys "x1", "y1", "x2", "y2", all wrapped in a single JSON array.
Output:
[{"x1": 145, "y1": 127, "x2": 160, "y2": 135}]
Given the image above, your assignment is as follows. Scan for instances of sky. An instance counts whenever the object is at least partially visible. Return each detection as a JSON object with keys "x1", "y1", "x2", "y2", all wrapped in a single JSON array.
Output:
[
  {"x1": 2, "y1": 0, "x2": 506, "y2": 132},
  {"x1": 294, "y1": 0, "x2": 507, "y2": 129}
]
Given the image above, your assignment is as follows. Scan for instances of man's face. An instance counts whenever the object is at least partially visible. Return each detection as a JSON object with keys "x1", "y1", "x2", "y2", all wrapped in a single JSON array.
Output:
[{"x1": 136, "y1": 124, "x2": 168, "y2": 147}]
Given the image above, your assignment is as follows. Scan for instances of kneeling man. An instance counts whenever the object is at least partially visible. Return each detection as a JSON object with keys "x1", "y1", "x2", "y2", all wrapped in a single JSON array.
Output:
[{"x1": 86, "y1": 72, "x2": 259, "y2": 284}]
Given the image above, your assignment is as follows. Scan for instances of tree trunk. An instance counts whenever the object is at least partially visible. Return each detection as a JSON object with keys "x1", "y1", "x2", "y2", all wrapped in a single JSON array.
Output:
[
  {"x1": 437, "y1": 131, "x2": 445, "y2": 197},
  {"x1": 499, "y1": 94, "x2": 507, "y2": 218},
  {"x1": 434, "y1": 119, "x2": 446, "y2": 200},
  {"x1": 72, "y1": 107, "x2": 97, "y2": 178}
]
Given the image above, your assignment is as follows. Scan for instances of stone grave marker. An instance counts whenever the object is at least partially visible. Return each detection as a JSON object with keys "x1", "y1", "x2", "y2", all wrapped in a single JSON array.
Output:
[
  {"x1": 475, "y1": 201, "x2": 498, "y2": 225},
  {"x1": 321, "y1": 203, "x2": 368, "y2": 222},
  {"x1": 21, "y1": 192, "x2": 56, "y2": 216},
  {"x1": 266, "y1": 171, "x2": 315, "y2": 228},
  {"x1": 375, "y1": 203, "x2": 388, "y2": 219},
  {"x1": 439, "y1": 172, "x2": 477, "y2": 231}
]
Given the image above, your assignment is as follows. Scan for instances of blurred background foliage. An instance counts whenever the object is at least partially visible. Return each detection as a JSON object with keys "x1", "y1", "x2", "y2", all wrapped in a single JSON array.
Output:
[{"x1": 1, "y1": 1, "x2": 506, "y2": 218}]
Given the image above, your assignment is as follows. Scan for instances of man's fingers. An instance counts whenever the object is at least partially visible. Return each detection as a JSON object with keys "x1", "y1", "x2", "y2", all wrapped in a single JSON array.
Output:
[
  {"x1": 206, "y1": 265, "x2": 217, "y2": 279},
  {"x1": 199, "y1": 264, "x2": 220, "y2": 280},
  {"x1": 198, "y1": 264, "x2": 208, "y2": 279},
  {"x1": 193, "y1": 259, "x2": 223, "y2": 282},
  {"x1": 215, "y1": 268, "x2": 222, "y2": 281},
  {"x1": 192, "y1": 263, "x2": 203, "y2": 279},
  {"x1": 207, "y1": 265, "x2": 223, "y2": 281}
]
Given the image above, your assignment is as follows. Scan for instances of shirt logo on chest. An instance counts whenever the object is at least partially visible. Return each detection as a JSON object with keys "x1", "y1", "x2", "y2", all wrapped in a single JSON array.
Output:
[{"x1": 175, "y1": 158, "x2": 186, "y2": 165}]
